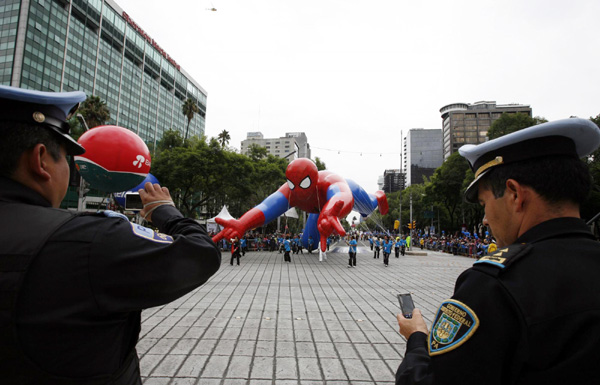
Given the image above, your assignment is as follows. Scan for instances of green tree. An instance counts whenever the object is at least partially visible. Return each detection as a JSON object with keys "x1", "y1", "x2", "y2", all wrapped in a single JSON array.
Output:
[
  {"x1": 487, "y1": 113, "x2": 547, "y2": 140},
  {"x1": 217, "y1": 129, "x2": 231, "y2": 148},
  {"x1": 314, "y1": 157, "x2": 327, "y2": 171},
  {"x1": 581, "y1": 115, "x2": 600, "y2": 223},
  {"x1": 182, "y1": 98, "x2": 199, "y2": 141},
  {"x1": 425, "y1": 152, "x2": 470, "y2": 230},
  {"x1": 78, "y1": 95, "x2": 110, "y2": 130},
  {"x1": 248, "y1": 144, "x2": 268, "y2": 161}
]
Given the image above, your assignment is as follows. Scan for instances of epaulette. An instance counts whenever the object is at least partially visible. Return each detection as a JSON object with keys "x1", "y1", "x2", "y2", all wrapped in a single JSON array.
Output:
[{"x1": 473, "y1": 243, "x2": 532, "y2": 274}]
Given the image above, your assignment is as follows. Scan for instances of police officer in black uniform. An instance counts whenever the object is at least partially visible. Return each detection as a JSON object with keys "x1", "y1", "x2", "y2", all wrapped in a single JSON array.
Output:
[
  {"x1": 395, "y1": 118, "x2": 600, "y2": 385},
  {"x1": 0, "y1": 85, "x2": 221, "y2": 384}
]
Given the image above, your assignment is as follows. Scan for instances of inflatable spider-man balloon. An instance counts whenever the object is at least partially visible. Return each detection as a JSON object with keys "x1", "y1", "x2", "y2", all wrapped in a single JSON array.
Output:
[{"x1": 213, "y1": 158, "x2": 388, "y2": 252}]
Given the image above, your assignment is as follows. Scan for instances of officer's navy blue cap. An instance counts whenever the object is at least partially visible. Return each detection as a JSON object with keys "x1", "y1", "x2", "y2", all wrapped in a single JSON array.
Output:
[
  {"x1": 0, "y1": 85, "x2": 86, "y2": 155},
  {"x1": 459, "y1": 118, "x2": 600, "y2": 203}
]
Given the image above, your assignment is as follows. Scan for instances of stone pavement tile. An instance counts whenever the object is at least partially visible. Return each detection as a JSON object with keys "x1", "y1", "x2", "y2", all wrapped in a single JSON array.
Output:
[
  {"x1": 136, "y1": 338, "x2": 158, "y2": 355},
  {"x1": 363, "y1": 359, "x2": 395, "y2": 382},
  {"x1": 151, "y1": 355, "x2": 186, "y2": 377},
  {"x1": 140, "y1": 354, "x2": 163, "y2": 376},
  {"x1": 313, "y1": 329, "x2": 331, "y2": 342},
  {"x1": 221, "y1": 326, "x2": 242, "y2": 340},
  {"x1": 176, "y1": 354, "x2": 208, "y2": 377},
  {"x1": 315, "y1": 342, "x2": 337, "y2": 358},
  {"x1": 213, "y1": 339, "x2": 236, "y2": 356},
  {"x1": 202, "y1": 326, "x2": 225, "y2": 338},
  {"x1": 222, "y1": 379, "x2": 248, "y2": 385},
  {"x1": 234, "y1": 339, "x2": 256, "y2": 356},
  {"x1": 276, "y1": 341, "x2": 295, "y2": 357},
  {"x1": 335, "y1": 343, "x2": 359, "y2": 359},
  {"x1": 249, "y1": 380, "x2": 273, "y2": 385},
  {"x1": 296, "y1": 341, "x2": 318, "y2": 357},
  {"x1": 294, "y1": 317, "x2": 310, "y2": 329},
  {"x1": 320, "y1": 358, "x2": 348, "y2": 381},
  {"x1": 276, "y1": 357, "x2": 298, "y2": 380},
  {"x1": 194, "y1": 379, "x2": 220, "y2": 385},
  {"x1": 200, "y1": 355, "x2": 230, "y2": 378},
  {"x1": 277, "y1": 328, "x2": 295, "y2": 341},
  {"x1": 170, "y1": 338, "x2": 197, "y2": 355},
  {"x1": 170, "y1": 378, "x2": 196, "y2": 385},
  {"x1": 260, "y1": 318, "x2": 276, "y2": 329},
  {"x1": 250, "y1": 356, "x2": 274, "y2": 379},
  {"x1": 354, "y1": 343, "x2": 380, "y2": 360},
  {"x1": 346, "y1": 332, "x2": 368, "y2": 343},
  {"x1": 298, "y1": 357, "x2": 323, "y2": 380},
  {"x1": 339, "y1": 320, "x2": 361, "y2": 331},
  {"x1": 363, "y1": 329, "x2": 388, "y2": 343},
  {"x1": 142, "y1": 378, "x2": 169, "y2": 385},
  {"x1": 295, "y1": 329, "x2": 314, "y2": 342},
  {"x1": 342, "y1": 359, "x2": 372, "y2": 381},
  {"x1": 190, "y1": 338, "x2": 217, "y2": 355},
  {"x1": 146, "y1": 326, "x2": 171, "y2": 339},
  {"x1": 143, "y1": 315, "x2": 166, "y2": 326},
  {"x1": 258, "y1": 328, "x2": 276, "y2": 341},
  {"x1": 328, "y1": 330, "x2": 350, "y2": 343},
  {"x1": 147, "y1": 339, "x2": 178, "y2": 355},
  {"x1": 183, "y1": 326, "x2": 206, "y2": 339},
  {"x1": 164, "y1": 326, "x2": 188, "y2": 339},
  {"x1": 374, "y1": 343, "x2": 401, "y2": 358},
  {"x1": 226, "y1": 355, "x2": 253, "y2": 378},
  {"x1": 240, "y1": 327, "x2": 260, "y2": 340},
  {"x1": 255, "y1": 340, "x2": 275, "y2": 357}
]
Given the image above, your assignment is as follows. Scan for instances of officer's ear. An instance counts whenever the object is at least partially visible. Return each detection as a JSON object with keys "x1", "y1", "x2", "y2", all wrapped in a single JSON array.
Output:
[
  {"x1": 506, "y1": 179, "x2": 527, "y2": 212},
  {"x1": 28, "y1": 143, "x2": 53, "y2": 182}
]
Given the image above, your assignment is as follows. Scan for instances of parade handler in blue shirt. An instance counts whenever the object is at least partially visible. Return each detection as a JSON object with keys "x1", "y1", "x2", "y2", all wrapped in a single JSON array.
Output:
[
  {"x1": 0, "y1": 86, "x2": 221, "y2": 384},
  {"x1": 395, "y1": 118, "x2": 600, "y2": 385}
]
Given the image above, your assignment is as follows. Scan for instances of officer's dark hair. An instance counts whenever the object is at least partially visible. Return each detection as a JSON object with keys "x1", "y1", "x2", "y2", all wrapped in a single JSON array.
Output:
[
  {"x1": 478, "y1": 155, "x2": 591, "y2": 206},
  {"x1": 0, "y1": 121, "x2": 63, "y2": 177}
]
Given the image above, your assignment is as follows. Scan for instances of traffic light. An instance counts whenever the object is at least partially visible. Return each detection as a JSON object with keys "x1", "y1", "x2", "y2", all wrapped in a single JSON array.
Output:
[
  {"x1": 412, "y1": 221, "x2": 416, "y2": 229},
  {"x1": 407, "y1": 222, "x2": 412, "y2": 229}
]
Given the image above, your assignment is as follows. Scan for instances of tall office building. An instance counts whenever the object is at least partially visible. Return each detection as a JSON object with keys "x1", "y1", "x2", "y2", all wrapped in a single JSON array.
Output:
[
  {"x1": 382, "y1": 169, "x2": 405, "y2": 193},
  {"x1": 0, "y1": 0, "x2": 207, "y2": 149},
  {"x1": 402, "y1": 129, "x2": 443, "y2": 186},
  {"x1": 439, "y1": 101, "x2": 531, "y2": 160},
  {"x1": 240, "y1": 132, "x2": 311, "y2": 161}
]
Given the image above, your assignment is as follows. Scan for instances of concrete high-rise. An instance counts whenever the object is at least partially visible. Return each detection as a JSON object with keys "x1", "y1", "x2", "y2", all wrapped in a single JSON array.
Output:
[
  {"x1": 440, "y1": 101, "x2": 531, "y2": 160},
  {"x1": 402, "y1": 129, "x2": 443, "y2": 186},
  {"x1": 240, "y1": 132, "x2": 311, "y2": 161}
]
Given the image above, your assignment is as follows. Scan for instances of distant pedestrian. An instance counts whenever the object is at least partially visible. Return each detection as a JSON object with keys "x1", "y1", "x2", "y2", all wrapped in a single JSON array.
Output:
[
  {"x1": 373, "y1": 238, "x2": 381, "y2": 259},
  {"x1": 283, "y1": 236, "x2": 292, "y2": 263},
  {"x1": 347, "y1": 236, "x2": 357, "y2": 267},
  {"x1": 395, "y1": 237, "x2": 401, "y2": 258},
  {"x1": 383, "y1": 236, "x2": 392, "y2": 267},
  {"x1": 230, "y1": 236, "x2": 241, "y2": 266}
]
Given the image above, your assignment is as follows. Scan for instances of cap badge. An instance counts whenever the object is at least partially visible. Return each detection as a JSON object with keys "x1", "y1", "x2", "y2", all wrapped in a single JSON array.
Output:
[
  {"x1": 475, "y1": 156, "x2": 503, "y2": 178},
  {"x1": 32, "y1": 111, "x2": 46, "y2": 123}
]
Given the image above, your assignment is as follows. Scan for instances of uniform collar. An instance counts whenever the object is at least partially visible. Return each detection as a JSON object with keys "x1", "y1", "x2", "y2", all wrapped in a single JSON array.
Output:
[
  {"x1": 0, "y1": 176, "x2": 52, "y2": 207},
  {"x1": 515, "y1": 217, "x2": 594, "y2": 244}
]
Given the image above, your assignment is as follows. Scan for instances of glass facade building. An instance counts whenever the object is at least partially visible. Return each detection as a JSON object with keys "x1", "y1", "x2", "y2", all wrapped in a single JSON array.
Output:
[
  {"x1": 402, "y1": 129, "x2": 443, "y2": 186},
  {"x1": 0, "y1": 0, "x2": 207, "y2": 150},
  {"x1": 439, "y1": 101, "x2": 531, "y2": 160}
]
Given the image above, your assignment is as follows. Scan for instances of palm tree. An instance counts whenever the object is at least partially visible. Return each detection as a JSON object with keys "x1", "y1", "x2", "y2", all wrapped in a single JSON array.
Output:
[
  {"x1": 79, "y1": 95, "x2": 110, "y2": 129},
  {"x1": 182, "y1": 98, "x2": 199, "y2": 141},
  {"x1": 217, "y1": 129, "x2": 231, "y2": 148}
]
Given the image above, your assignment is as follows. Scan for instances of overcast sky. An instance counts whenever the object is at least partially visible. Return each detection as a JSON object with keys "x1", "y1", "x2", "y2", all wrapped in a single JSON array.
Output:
[{"x1": 115, "y1": 0, "x2": 600, "y2": 195}]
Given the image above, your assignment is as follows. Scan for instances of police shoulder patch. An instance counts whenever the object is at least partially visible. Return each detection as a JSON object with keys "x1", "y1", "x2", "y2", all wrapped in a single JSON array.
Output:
[
  {"x1": 474, "y1": 243, "x2": 530, "y2": 269},
  {"x1": 429, "y1": 299, "x2": 479, "y2": 356},
  {"x1": 130, "y1": 223, "x2": 174, "y2": 243}
]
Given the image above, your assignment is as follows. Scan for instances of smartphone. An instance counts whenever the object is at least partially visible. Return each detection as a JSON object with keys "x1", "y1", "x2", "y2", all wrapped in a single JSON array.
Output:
[
  {"x1": 397, "y1": 293, "x2": 415, "y2": 318},
  {"x1": 125, "y1": 192, "x2": 143, "y2": 211}
]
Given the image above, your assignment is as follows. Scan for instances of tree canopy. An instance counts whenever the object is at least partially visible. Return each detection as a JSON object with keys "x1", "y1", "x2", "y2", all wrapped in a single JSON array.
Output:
[{"x1": 487, "y1": 113, "x2": 547, "y2": 140}]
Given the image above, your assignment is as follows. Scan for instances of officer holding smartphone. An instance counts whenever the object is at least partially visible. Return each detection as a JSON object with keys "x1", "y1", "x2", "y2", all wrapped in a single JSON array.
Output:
[
  {"x1": 0, "y1": 86, "x2": 221, "y2": 384},
  {"x1": 395, "y1": 119, "x2": 600, "y2": 385}
]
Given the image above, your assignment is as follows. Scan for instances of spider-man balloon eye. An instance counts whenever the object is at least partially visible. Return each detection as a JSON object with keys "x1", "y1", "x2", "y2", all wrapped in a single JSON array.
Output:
[
  {"x1": 299, "y1": 176, "x2": 311, "y2": 189},
  {"x1": 287, "y1": 180, "x2": 295, "y2": 190}
]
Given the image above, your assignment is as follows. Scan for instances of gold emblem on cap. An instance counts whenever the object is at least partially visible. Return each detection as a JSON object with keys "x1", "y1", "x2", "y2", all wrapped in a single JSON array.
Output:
[
  {"x1": 32, "y1": 111, "x2": 46, "y2": 123},
  {"x1": 475, "y1": 156, "x2": 503, "y2": 178}
]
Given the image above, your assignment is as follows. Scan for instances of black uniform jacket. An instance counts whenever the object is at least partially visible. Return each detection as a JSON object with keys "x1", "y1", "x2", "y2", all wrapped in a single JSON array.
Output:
[
  {"x1": 0, "y1": 177, "x2": 221, "y2": 383},
  {"x1": 396, "y1": 217, "x2": 600, "y2": 385}
]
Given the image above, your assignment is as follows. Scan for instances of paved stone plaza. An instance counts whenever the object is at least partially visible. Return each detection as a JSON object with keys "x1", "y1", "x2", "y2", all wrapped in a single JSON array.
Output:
[{"x1": 139, "y1": 241, "x2": 474, "y2": 384}]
